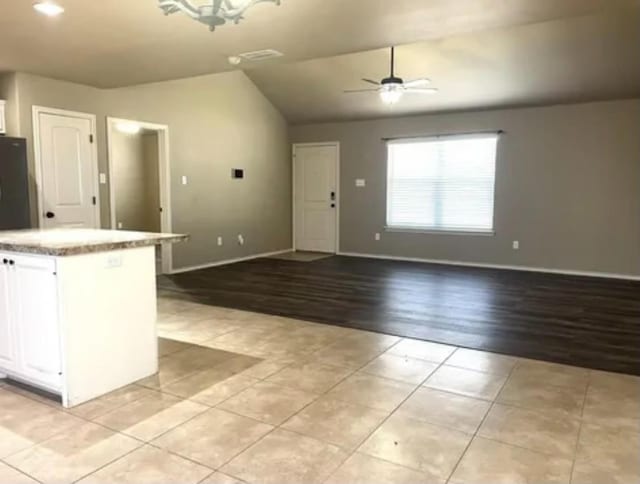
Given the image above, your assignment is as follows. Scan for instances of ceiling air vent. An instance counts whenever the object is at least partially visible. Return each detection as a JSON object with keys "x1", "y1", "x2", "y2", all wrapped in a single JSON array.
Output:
[{"x1": 238, "y1": 49, "x2": 284, "y2": 62}]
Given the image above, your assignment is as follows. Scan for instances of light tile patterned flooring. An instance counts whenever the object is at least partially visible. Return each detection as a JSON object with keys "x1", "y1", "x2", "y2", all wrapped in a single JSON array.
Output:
[{"x1": 0, "y1": 296, "x2": 639, "y2": 484}]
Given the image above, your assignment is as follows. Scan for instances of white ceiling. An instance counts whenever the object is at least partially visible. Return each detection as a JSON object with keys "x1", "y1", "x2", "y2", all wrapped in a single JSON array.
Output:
[
  {"x1": 247, "y1": 8, "x2": 640, "y2": 123},
  {"x1": 0, "y1": 0, "x2": 637, "y2": 88}
]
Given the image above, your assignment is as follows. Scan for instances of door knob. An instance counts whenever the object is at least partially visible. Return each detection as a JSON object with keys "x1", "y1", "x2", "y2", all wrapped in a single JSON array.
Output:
[{"x1": 45, "y1": 211, "x2": 55, "y2": 219}]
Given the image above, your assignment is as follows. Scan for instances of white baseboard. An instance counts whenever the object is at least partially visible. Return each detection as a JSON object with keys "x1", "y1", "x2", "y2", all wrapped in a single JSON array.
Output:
[
  {"x1": 169, "y1": 248, "x2": 293, "y2": 274},
  {"x1": 337, "y1": 251, "x2": 640, "y2": 281}
]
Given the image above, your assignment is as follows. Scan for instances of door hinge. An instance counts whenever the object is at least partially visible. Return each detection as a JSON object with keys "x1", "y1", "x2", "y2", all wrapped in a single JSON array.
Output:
[
  {"x1": 92, "y1": 196, "x2": 97, "y2": 205},
  {"x1": 89, "y1": 134, "x2": 94, "y2": 143}
]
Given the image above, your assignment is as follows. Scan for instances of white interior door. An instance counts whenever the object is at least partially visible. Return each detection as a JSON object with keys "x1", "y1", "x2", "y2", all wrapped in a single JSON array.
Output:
[
  {"x1": 35, "y1": 110, "x2": 98, "y2": 228},
  {"x1": 294, "y1": 144, "x2": 338, "y2": 253}
]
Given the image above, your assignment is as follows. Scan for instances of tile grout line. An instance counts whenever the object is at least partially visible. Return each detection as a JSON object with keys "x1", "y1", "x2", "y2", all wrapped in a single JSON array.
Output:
[
  {"x1": 321, "y1": 349, "x2": 455, "y2": 482},
  {"x1": 443, "y1": 357, "x2": 521, "y2": 484},
  {"x1": 568, "y1": 370, "x2": 593, "y2": 484},
  {"x1": 2, "y1": 329, "x2": 269, "y2": 484},
  {"x1": 0, "y1": 459, "x2": 45, "y2": 484},
  {"x1": 209, "y1": 335, "x2": 416, "y2": 483},
  {"x1": 69, "y1": 441, "x2": 150, "y2": 484}
]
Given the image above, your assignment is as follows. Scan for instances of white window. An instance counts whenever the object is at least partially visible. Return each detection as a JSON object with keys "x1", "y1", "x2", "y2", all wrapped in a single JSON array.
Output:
[{"x1": 386, "y1": 133, "x2": 499, "y2": 234}]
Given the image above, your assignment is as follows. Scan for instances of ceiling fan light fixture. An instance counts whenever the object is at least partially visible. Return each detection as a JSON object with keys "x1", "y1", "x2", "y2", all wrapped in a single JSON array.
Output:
[
  {"x1": 379, "y1": 85, "x2": 403, "y2": 105},
  {"x1": 33, "y1": 2, "x2": 65, "y2": 16},
  {"x1": 344, "y1": 47, "x2": 438, "y2": 105}
]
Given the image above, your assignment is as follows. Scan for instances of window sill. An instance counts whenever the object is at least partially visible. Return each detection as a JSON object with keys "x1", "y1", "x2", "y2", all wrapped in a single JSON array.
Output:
[{"x1": 384, "y1": 226, "x2": 496, "y2": 237}]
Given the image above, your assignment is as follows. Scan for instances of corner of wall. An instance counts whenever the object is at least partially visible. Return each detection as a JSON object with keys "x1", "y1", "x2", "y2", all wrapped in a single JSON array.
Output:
[{"x1": 240, "y1": 70, "x2": 290, "y2": 129}]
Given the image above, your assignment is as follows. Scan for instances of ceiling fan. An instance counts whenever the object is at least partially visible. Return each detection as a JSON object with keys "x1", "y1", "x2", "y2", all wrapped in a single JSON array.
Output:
[{"x1": 344, "y1": 47, "x2": 438, "y2": 105}]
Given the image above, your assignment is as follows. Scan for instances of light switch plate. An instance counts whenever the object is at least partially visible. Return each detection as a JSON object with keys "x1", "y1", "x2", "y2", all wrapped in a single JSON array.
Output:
[
  {"x1": 355, "y1": 179, "x2": 366, "y2": 187},
  {"x1": 181, "y1": 175, "x2": 188, "y2": 185},
  {"x1": 99, "y1": 173, "x2": 107, "y2": 184}
]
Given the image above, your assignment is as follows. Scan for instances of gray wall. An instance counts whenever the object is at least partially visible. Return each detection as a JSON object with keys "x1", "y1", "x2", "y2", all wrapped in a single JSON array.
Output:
[
  {"x1": 142, "y1": 133, "x2": 161, "y2": 233},
  {"x1": 291, "y1": 99, "x2": 640, "y2": 276},
  {"x1": 5, "y1": 71, "x2": 292, "y2": 270},
  {"x1": 111, "y1": 130, "x2": 160, "y2": 233}
]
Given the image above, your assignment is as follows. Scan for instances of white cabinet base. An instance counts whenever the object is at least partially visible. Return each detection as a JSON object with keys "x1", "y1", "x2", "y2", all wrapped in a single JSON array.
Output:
[{"x1": 0, "y1": 246, "x2": 158, "y2": 408}]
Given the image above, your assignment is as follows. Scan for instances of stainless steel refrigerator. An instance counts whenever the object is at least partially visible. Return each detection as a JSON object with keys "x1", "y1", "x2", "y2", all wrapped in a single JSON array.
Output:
[{"x1": 0, "y1": 136, "x2": 31, "y2": 230}]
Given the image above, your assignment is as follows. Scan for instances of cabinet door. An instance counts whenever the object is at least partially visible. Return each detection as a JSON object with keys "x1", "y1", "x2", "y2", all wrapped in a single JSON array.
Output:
[
  {"x1": 12, "y1": 254, "x2": 61, "y2": 388},
  {"x1": 0, "y1": 101, "x2": 5, "y2": 134},
  {"x1": 0, "y1": 256, "x2": 16, "y2": 370}
]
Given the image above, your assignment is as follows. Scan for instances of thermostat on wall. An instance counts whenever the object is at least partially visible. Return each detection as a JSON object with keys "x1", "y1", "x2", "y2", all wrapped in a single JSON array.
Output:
[{"x1": 232, "y1": 169, "x2": 244, "y2": 179}]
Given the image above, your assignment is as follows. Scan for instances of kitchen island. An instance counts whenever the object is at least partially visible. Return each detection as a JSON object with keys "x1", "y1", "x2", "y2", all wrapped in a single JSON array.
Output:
[{"x1": 0, "y1": 228, "x2": 187, "y2": 407}]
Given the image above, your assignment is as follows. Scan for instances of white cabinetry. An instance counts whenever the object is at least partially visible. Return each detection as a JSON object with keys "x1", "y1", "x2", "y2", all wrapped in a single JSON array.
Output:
[
  {"x1": 0, "y1": 252, "x2": 62, "y2": 391},
  {"x1": 0, "y1": 100, "x2": 5, "y2": 134},
  {"x1": 0, "y1": 259, "x2": 16, "y2": 371},
  {"x1": 0, "y1": 245, "x2": 158, "y2": 407}
]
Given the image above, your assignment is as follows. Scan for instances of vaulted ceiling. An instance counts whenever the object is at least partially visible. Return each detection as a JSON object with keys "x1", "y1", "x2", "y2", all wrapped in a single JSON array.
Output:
[
  {"x1": 1, "y1": 0, "x2": 638, "y2": 122},
  {"x1": 0, "y1": 0, "x2": 637, "y2": 87},
  {"x1": 247, "y1": 8, "x2": 640, "y2": 123}
]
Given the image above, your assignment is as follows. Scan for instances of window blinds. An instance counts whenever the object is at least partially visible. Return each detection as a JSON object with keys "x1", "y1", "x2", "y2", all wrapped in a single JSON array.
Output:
[{"x1": 386, "y1": 133, "x2": 499, "y2": 233}]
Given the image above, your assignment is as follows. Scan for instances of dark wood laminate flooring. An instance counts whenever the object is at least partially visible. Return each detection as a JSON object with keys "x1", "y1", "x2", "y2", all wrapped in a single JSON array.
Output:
[{"x1": 158, "y1": 256, "x2": 640, "y2": 375}]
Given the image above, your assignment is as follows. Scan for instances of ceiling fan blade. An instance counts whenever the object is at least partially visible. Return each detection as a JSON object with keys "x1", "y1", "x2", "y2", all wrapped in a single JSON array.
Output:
[
  {"x1": 361, "y1": 78, "x2": 380, "y2": 86},
  {"x1": 403, "y1": 78, "x2": 431, "y2": 88},
  {"x1": 344, "y1": 88, "x2": 380, "y2": 93},
  {"x1": 404, "y1": 87, "x2": 439, "y2": 94}
]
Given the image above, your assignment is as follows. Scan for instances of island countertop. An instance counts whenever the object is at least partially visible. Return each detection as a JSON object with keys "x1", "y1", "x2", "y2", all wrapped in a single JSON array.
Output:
[{"x1": 0, "y1": 228, "x2": 188, "y2": 256}]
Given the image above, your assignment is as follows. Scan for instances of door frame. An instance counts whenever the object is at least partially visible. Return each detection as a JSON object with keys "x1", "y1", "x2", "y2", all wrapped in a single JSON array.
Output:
[
  {"x1": 106, "y1": 117, "x2": 173, "y2": 274},
  {"x1": 32, "y1": 106, "x2": 101, "y2": 229},
  {"x1": 291, "y1": 142, "x2": 340, "y2": 253}
]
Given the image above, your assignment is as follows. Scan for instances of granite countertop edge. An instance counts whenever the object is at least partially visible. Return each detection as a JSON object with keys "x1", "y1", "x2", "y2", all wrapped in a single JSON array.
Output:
[{"x1": 0, "y1": 234, "x2": 189, "y2": 257}]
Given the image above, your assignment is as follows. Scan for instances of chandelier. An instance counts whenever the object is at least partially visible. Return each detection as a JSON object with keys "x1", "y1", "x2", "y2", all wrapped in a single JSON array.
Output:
[{"x1": 158, "y1": 0, "x2": 281, "y2": 31}]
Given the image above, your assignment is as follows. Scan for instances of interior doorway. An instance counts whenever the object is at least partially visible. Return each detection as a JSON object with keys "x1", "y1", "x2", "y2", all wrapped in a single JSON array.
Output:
[{"x1": 106, "y1": 117, "x2": 172, "y2": 274}]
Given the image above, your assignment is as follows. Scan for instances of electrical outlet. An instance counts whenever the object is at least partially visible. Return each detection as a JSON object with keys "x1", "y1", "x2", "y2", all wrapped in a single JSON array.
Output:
[
  {"x1": 355, "y1": 179, "x2": 366, "y2": 187},
  {"x1": 512, "y1": 240, "x2": 520, "y2": 250},
  {"x1": 99, "y1": 173, "x2": 107, "y2": 184},
  {"x1": 237, "y1": 234, "x2": 244, "y2": 246},
  {"x1": 106, "y1": 253, "x2": 122, "y2": 268},
  {"x1": 117, "y1": 222, "x2": 123, "y2": 229},
  {"x1": 217, "y1": 236, "x2": 223, "y2": 246},
  {"x1": 375, "y1": 233, "x2": 381, "y2": 241},
  {"x1": 181, "y1": 175, "x2": 188, "y2": 185}
]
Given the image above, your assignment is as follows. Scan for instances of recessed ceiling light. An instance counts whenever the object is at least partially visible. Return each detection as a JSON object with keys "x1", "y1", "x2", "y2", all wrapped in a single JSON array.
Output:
[{"x1": 33, "y1": 2, "x2": 65, "y2": 16}]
